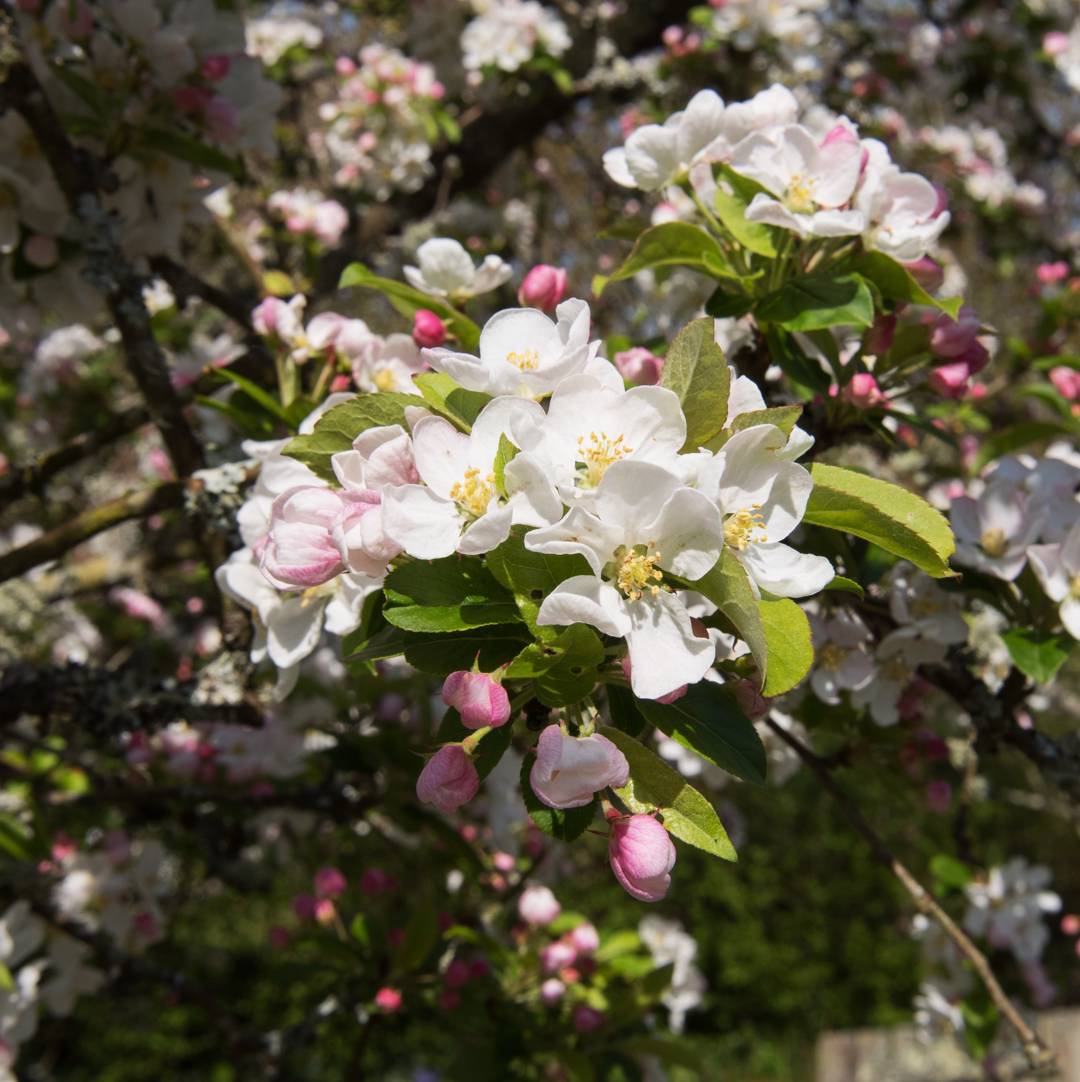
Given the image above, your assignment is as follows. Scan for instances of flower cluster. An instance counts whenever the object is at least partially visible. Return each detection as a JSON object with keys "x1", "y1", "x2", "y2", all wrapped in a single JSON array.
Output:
[
  {"x1": 267, "y1": 187, "x2": 349, "y2": 247},
  {"x1": 314, "y1": 43, "x2": 447, "y2": 200},
  {"x1": 460, "y1": 0, "x2": 571, "y2": 76}
]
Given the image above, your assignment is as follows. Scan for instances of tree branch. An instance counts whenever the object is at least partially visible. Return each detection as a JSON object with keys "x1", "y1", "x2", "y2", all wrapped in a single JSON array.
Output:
[
  {"x1": 0, "y1": 60, "x2": 204, "y2": 476},
  {"x1": 763, "y1": 716, "x2": 1057, "y2": 1075}
]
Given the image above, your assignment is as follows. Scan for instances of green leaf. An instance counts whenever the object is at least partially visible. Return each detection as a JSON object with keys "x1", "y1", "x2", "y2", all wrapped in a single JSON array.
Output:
[
  {"x1": 804, "y1": 463, "x2": 956, "y2": 578},
  {"x1": 520, "y1": 754, "x2": 598, "y2": 841},
  {"x1": 622, "y1": 1037, "x2": 704, "y2": 1072},
  {"x1": 346, "y1": 624, "x2": 408, "y2": 663},
  {"x1": 402, "y1": 626, "x2": 530, "y2": 674},
  {"x1": 973, "y1": 421, "x2": 1080, "y2": 472},
  {"x1": 493, "y1": 434, "x2": 519, "y2": 499},
  {"x1": 714, "y1": 167, "x2": 778, "y2": 256},
  {"x1": 392, "y1": 905, "x2": 440, "y2": 973},
  {"x1": 350, "y1": 914, "x2": 370, "y2": 946},
  {"x1": 138, "y1": 127, "x2": 244, "y2": 179},
  {"x1": 825, "y1": 575, "x2": 865, "y2": 598},
  {"x1": 413, "y1": 371, "x2": 491, "y2": 431},
  {"x1": 594, "y1": 930, "x2": 642, "y2": 962},
  {"x1": 383, "y1": 556, "x2": 520, "y2": 632},
  {"x1": 1000, "y1": 628, "x2": 1072, "y2": 684},
  {"x1": 851, "y1": 251, "x2": 963, "y2": 319},
  {"x1": 756, "y1": 274, "x2": 874, "y2": 331},
  {"x1": 637, "y1": 682, "x2": 766, "y2": 784},
  {"x1": 213, "y1": 368, "x2": 291, "y2": 423},
  {"x1": 283, "y1": 393, "x2": 418, "y2": 482},
  {"x1": 706, "y1": 403, "x2": 804, "y2": 450},
  {"x1": 599, "y1": 727, "x2": 737, "y2": 860},
  {"x1": 437, "y1": 708, "x2": 513, "y2": 779},
  {"x1": 592, "y1": 222, "x2": 735, "y2": 295},
  {"x1": 660, "y1": 318, "x2": 731, "y2": 451},
  {"x1": 506, "y1": 624, "x2": 604, "y2": 707},
  {"x1": 758, "y1": 598, "x2": 814, "y2": 696},
  {"x1": 930, "y1": 854, "x2": 973, "y2": 891},
  {"x1": 763, "y1": 328, "x2": 832, "y2": 395},
  {"x1": 689, "y1": 550, "x2": 768, "y2": 685},
  {"x1": 339, "y1": 263, "x2": 481, "y2": 351},
  {"x1": 606, "y1": 684, "x2": 647, "y2": 737}
]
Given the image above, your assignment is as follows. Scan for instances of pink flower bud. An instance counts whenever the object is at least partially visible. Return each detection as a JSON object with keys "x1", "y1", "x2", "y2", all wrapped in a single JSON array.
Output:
[
  {"x1": 540, "y1": 978, "x2": 565, "y2": 1005},
  {"x1": 517, "y1": 884, "x2": 561, "y2": 926},
  {"x1": 312, "y1": 200, "x2": 349, "y2": 246},
  {"x1": 314, "y1": 866, "x2": 347, "y2": 898},
  {"x1": 444, "y1": 958, "x2": 471, "y2": 989},
  {"x1": 614, "y1": 347, "x2": 663, "y2": 386},
  {"x1": 540, "y1": 940, "x2": 577, "y2": 973},
  {"x1": 927, "y1": 361, "x2": 971, "y2": 399},
  {"x1": 133, "y1": 911, "x2": 161, "y2": 942},
  {"x1": 23, "y1": 234, "x2": 58, "y2": 269},
  {"x1": 518, "y1": 265, "x2": 568, "y2": 311},
  {"x1": 572, "y1": 1005, "x2": 606, "y2": 1033},
  {"x1": 269, "y1": 925, "x2": 291, "y2": 948},
  {"x1": 260, "y1": 486, "x2": 345, "y2": 589},
  {"x1": 1037, "y1": 261, "x2": 1069, "y2": 285},
  {"x1": 928, "y1": 306, "x2": 981, "y2": 359},
  {"x1": 330, "y1": 374, "x2": 352, "y2": 392},
  {"x1": 492, "y1": 851, "x2": 515, "y2": 872},
  {"x1": 416, "y1": 745, "x2": 479, "y2": 813},
  {"x1": 442, "y1": 670, "x2": 511, "y2": 730},
  {"x1": 293, "y1": 893, "x2": 317, "y2": 920},
  {"x1": 171, "y1": 85, "x2": 211, "y2": 115},
  {"x1": 1044, "y1": 31, "x2": 1070, "y2": 55},
  {"x1": 530, "y1": 726, "x2": 628, "y2": 810},
  {"x1": 902, "y1": 257, "x2": 944, "y2": 295},
  {"x1": 438, "y1": 989, "x2": 462, "y2": 1011},
  {"x1": 843, "y1": 372, "x2": 886, "y2": 409},
  {"x1": 336, "y1": 56, "x2": 357, "y2": 75},
  {"x1": 57, "y1": 0, "x2": 92, "y2": 39},
  {"x1": 1050, "y1": 366, "x2": 1080, "y2": 401},
  {"x1": 314, "y1": 898, "x2": 336, "y2": 923},
  {"x1": 731, "y1": 679, "x2": 771, "y2": 719},
  {"x1": 360, "y1": 868, "x2": 396, "y2": 895},
  {"x1": 864, "y1": 314, "x2": 896, "y2": 356},
  {"x1": 608, "y1": 814, "x2": 676, "y2": 902},
  {"x1": 51, "y1": 833, "x2": 76, "y2": 862},
  {"x1": 412, "y1": 308, "x2": 448, "y2": 348},
  {"x1": 1061, "y1": 914, "x2": 1080, "y2": 936},
  {"x1": 252, "y1": 296, "x2": 285, "y2": 336},
  {"x1": 200, "y1": 55, "x2": 231, "y2": 82},
  {"x1": 568, "y1": 922, "x2": 599, "y2": 956},
  {"x1": 374, "y1": 987, "x2": 402, "y2": 1012}
]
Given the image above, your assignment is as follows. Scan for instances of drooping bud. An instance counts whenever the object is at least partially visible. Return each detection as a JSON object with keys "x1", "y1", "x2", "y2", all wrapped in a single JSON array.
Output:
[
  {"x1": 441, "y1": 670, "x2": 511, "y2": 730},
  {"x1": 518, "y1": 264, "x2": 568, "y2": 311},
  {"x1": 529, "y1": 726, "x2": 628, "y2": 809},
  {"x1": 608, "y1": 813, "x2": 676, "y2": 902},
  {"x1": 416, "y1": 745, "x2": 479, "y2": 813},
  {"x1": 517, "y1": 884, "x2": 561, "y2": 926},
  {"x1": 412, "y1": 308, "x2": 448, "y2": 348}
]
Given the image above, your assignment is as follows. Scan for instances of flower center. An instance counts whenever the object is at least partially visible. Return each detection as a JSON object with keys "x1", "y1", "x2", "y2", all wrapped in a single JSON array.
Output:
[
  {"x1": 450, "y1": 467, "x2": 496, "y2": 518},
  {"x1": 373, "y1": 367, "x2": 396, "y2": 392},
  {"x1": 784, "y1": 173, "x2": 817, "y2": 214},
  {"x1": 1070, "y1": 575, "x2": 1080, "y2": 599},
  {"x1": 881, "y1": 655, "x2": 911, "y2": 682},
  {"x1": 576, "y1": 431, "x2": 633, "y2": 488},
  {"x1": 613, "y1": 544, "x2": 663, "y2": 601},
  {"x1": 506, "y1": 349, "x2": 539, "y2": 371},
  {"x1": 979, "y1": 527, "x2": 1007, "y2": 557},
  {"x1": 300, "y1": 581, "x2": 337, "y2": 606},
  {"x1": 724, "y1": 506, "x2": 767, "y2": 551},
  {"x1": 818, "y1": 643, "x2": 847, "y2": 671},
  {"x1": 911, "y1": 596, "x2": 940, "y2": 619}
]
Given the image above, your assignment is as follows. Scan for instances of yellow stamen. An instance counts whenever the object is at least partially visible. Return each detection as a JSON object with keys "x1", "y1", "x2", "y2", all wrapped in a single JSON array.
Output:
[
  {"x1": 980, "y1": 527, "x2": 1007, "y2": 558},
  {"x1": 506, "y1": 349, "x2": 539, "y2": 371},
  {"x1": 614, "y1": 544, "x2": 664, "y2": 601},
  {"x1": 881, "y1": 656, "x2": 911, "y2": 682},
  {"x1": 784, "y1": 173, "x2": 817, "y2": 214},
  {"x1": 450, "y1": 467, "x2": 496, "y2": 518},
  {"x1": 300, "y1": 582, "x2": 337, "y2": 607},
  {"x1": 724, "y1": 506, "x2": 768, "y2": 551},
  {"x1": 373, "y1": 368, "x2": 396, "y2": 392},
  {"x1": 576, "y1": 431, "x2": 634, "y2": 488},
  {"x1": 818, "y1": 643, "x2": 847, "y2": 671}
]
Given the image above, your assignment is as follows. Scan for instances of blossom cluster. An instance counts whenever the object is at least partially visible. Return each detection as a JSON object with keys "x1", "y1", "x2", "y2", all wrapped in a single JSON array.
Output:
[
  {"x1": 313, "y1": 43, "x2": 447, "y2": 200},
  {"x1": 460, "y1": 0, "x2": 571, "y2": 77}
]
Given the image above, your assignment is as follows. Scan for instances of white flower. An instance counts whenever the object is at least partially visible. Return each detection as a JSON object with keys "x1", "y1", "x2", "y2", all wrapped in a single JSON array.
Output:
[
  {"x1": 0, "y1": 903, "x2": 43, "y2": 972},
  {"x1": 342, "y1": 330, "x2": 426, "y2": 395},
  {"x1": 886, "y1": 563, "x2": 968, "y2": 646},
  {"x1": 603, "y1": 90, "x2": 729, "y2": 191},
  {"x1": 1028, "y1": 522, "x2": 1080, "y2": 639},
  {"x1": 38, "y1": 936, "x2": 103, "y2": 1017},
  {"x1": 403, "y1": 238, "x2": 511, "y2": 299},
  {"x1": 855, "y1": 141, "x2": 949, "y2": 262},
  {"x1": 696, "y1": 425, "x2": 833, "y2": 598},
  {"x1": 951, "y1": 479, "x2": 1043, "y2": 581},
  {"x1": 382, "y1": 397, "x2": 562, "y2": 559},
  {"x1": 963, "y1": 857, "x2": 1061, "y2": 963},
  {"x1": 509, "y1": 372, "x2": 686, "y2": 505},
  {"x1": 461, "y1": 0, "x2": 570, "y2": 73},
  {"x1": 731, "y1": 124, "x2": 865, "y2": 238},
  {"x1": 638, "y1": 916, "x2": 707, "y2": 1034},
  {"x1": 423, "y1": 299, "x2": 600, "y2": 397},
  {"x1": 246, "y1": 4, "x2": 324, "y2": 66},
  {"x1": 851, "y1": 630, "x2": 945, "y2": 726},
  {"x1": 808, "y1": 610, "x2": 875, "y2": 703},
  {"x1": 525, "y1": 460, "x2": 724, "y2": 700}
]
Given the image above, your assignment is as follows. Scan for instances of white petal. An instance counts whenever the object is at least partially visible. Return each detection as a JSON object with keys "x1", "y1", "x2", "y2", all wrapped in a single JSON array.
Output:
[
  {"x1": 625, "y1": 590, "x2": 715, "y2": 700},
  {"x1": 595, "y1": 460, "x2": 683, "y2": 536},
  {"x1": 415, "y1": 238, "x2": 476, "y2": 294},
  {"x1": 624, "y1": 123, "x2": 683, "y2": 191},
  {"x1": 458, "y1": 505, "x2": 514, "y2": 555},
  {"x1": 266, "y1": 597, "x2": 324, "y2": 668},
  {"x1": 739, "y1": 543, "x2": 833, "y2": 598},
  {"x1": 381, "y1": 485, "x2": 462, "y2": 559},
  {"x1": 1028, "y1": 543, "x2": 1069, "y2": 602},
  {"x1": 603, "y1": 147, "x2": 637, "y2": 188},
  {"x1": 411, "y1": 415, "x2": 472, "y2": 498},
  {"x1": 504, "y1": 453, "x2": 564, "y2": 527},
  {"x1": 1061, "y1": 596, "x2": 1080, "y2": 640},
  {"x1": 647, "y1": 486, "x2": 725, "y2": 581},
  {"x1": 524, "y1": 506, "x2": 621, "y2": 575},
  {"x1": 536, "y1": 576, "x2": 631, "y2": 637}
]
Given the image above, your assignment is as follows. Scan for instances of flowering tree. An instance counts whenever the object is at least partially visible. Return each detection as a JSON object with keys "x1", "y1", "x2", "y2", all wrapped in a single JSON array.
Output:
[{"x1": 0, "y1": 1, "x2": 1078, "y2": 1078}]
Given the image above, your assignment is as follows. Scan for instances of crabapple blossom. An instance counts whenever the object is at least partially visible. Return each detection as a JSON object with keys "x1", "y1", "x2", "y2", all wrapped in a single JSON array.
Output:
[
  {"x1": 461, "y1": 0, "x2": 571, "y2": 74},
  {"x1": 851, "y1": 631, "x2": 947, "y2": 726},
  {"x1": 638, "y1": 916, "x2": 707, "y2": 1033},
  {"x1": 518, "y1": 264, "x2": 567, "y2": 311},
  {"x1": 950, "y1": 479, "x2": 1042, "y2": 581},
  {"x1": 886, "y1": 563, "x2": 968, "y2": 646},
  {"x1": 525, "y1": 460, "x2": 725, "y2": 700},
  {"x1": 963, "y1": 858, "x2": 1061, "y2": 963},
  {"x1": 529, "y1": 725, "x2": 629, "y2": 809},
  {"x1": 1028, "y1": 522, "x2": 1080, "y2": 638},
  {"x1": 608, "y1": 814, "x2": 676, "y2": 902},
  {"x1": 441, "y1": 670, "x2": 512, "y2": 730},
  {"x1": 403, "y1": 238, "x2": 512, "y2": 300},
  {"x1": 808, "y1": 610, "x2": 875, "y2": 704},
  {"x1": 422, "y1": 299, "x2": 601, "y2": 398},
  {"x1": 416, "y1": 745, "x2": 480, "y2": 813},
  {"x1": 518, "y1": 885, "x2": 561, "y2": 926}
]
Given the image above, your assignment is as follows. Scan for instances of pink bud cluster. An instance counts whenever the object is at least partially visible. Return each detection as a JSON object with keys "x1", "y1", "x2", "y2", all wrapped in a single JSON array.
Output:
[
  {"x1": 267, "y1": 188, "x2": 350, "y2": 247},
  {"x1": 924, "y1": 306, "x2": 989, "y2": 398}
]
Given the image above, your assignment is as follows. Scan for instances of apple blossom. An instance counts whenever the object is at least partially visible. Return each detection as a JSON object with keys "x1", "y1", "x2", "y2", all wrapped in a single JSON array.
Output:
[
  {"x1": 539, "y1": 978, "x2": 565, "y2": 1005},
  {"x1": 416, "y1": 745, "x2": 480, "y2": 813},
  {"x1": 403, "y1": 238, "x2": 511, "y2": 300},
  {"x1": 808, "y1": 610, "x2": 876, "y2": 704},
  {"x1": 441, "y1": 670, "x2": 512, "y2": 730},
  {"x1": 731, "y1": 124, "x2": 865, "y2": 238},
  {"x1": 382, "y1": 398, "x2": 562, "y2": 559},
  {"x1": 608, "y1": 814, "x2": 676, "y2": 902},
  {"x1": 1028, "y1": 523, "x2": 1080, "y2": 639},
  {"x1": 518, "y1": 885, "x2": 561, "y2": 926},
  {"x1": 259, "y1": 486, "x2": 346, "y2": 590},
  {"x1": 422, "y1": 299, "x2": 601, "y2": 398},
  {"x1": 525, "y1": 460, "x2": 724, "y2": 700},
  {"x1": 529, "y1": 725, "x2": 629, "y2": 809},
  {"x1": 638, "y1": 916, "x2": 707, "y2": 1033},
  {"x1": 963, "y1": 858, "x2": 1061, "y2": 963},
  {"x1": 950, "y1": 479, "x2": 1043, "y2": 581},
  {"x1": 461, "y1": 0, "x2": 571, "y2": 74},
  {"x1": 851, "y1": 631, "x2": 947, "y2": 726}
]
